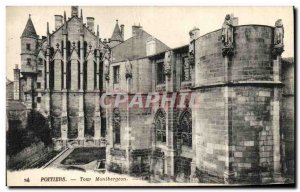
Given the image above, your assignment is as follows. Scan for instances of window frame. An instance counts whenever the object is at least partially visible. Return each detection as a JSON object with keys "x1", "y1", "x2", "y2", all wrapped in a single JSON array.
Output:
[
  {"x1": 27, "y1": 58, "x2": 31, "y2": 65},
  {"x1": 38, "y1": 70, "x2": 42, "y2": 77},
  {"x1": 178, "y1": 109, "x2": 192, "y2": 147},
  {"x1": 112, "y1": 108, "x2": 121, "y2": 145},
  {"x1": 181, "y1": 56, "x2": 191, "y2": 82},
  {"x1": 156, "y1": 61, "x2": 165, "y2": 85},
  {"x1": 37, "y1": 82, "x2": 41, "y2": 89},
  {"x1": 113, "y1": 65, "x2": 120, "y2": 84},
  {"x1": 154, "y1": 109, "x2": 166, "y2": 144},
  {"x1": 26, "y1": 43, "x2": 31, "y2": 51}
]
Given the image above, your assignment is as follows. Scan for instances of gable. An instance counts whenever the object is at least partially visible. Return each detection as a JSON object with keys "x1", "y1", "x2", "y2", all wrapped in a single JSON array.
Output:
[
  {"x1": 52, "y1": 49, "x2": 63, "y2": 60},
  {"x1": 111, "y1": 30, "x2": 169, "y2": 63},
  {"x1": 37, "y1": 49, "x2": 45, "y2": 60},
  {"x1": 69, "y1": 49, "x2": 80, "y2": 61}
]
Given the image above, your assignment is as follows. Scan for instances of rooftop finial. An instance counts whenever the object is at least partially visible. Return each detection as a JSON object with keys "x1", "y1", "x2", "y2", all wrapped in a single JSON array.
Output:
[
  {"x1": 64, "y1": 11, "x2": 66, "y2": 22},
  {"x1": 97, "y1": 25, "x2": 99, "y2": 36},
  {"x1": 116, "y1": 19, "x2": 118, "y2": 24},
  {"x1": 29, "y1": 14, "x2": 31, "y2": 18},
  {"x1": 47, "y1": 22, "x2": 49, "y2": 34},
  {"x1": 80, "y1": 8, "x2": 83, "y2": 19}
]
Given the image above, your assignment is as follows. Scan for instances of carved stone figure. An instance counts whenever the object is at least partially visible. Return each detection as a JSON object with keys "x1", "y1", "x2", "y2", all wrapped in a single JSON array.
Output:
[
  {"x1": 189, "y1": 30, "x2": 195, "y2": 56},
  {"x1": 164, "y1": 50, "x2": 172, "y2": 76},
  {"x1": 274, "y1": 19, "x2": 284, "y2": 47},
  {"x1": 188, "y1": 29, "x2": 196, "y2": 66},
  {"x1": 221, "y1": 14, "x2": 233, "y2": 48},
  {"x1": 103, "y1": 50, "x2": 111, "y2": 80},
  {"x1": 221, "y1": 14, "x2": 234, "y2": 57},
  {"x1": 272, "y1": 19, "x2": 284, "y2": 58},
  {"x1": 125, "y1": 60, "x2": 132, "y2": 79}
]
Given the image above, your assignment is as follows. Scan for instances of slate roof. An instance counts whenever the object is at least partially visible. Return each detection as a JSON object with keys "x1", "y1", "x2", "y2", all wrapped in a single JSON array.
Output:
[
  {"x1": 7, "y1": 100, "x2": 27, "y2": 111},
  {"x1": 21, "y1": 15, "x2": 38, "y2": 39},
  {"x1": 111, "y1": 21, "x2": 123, "y2": 41}
]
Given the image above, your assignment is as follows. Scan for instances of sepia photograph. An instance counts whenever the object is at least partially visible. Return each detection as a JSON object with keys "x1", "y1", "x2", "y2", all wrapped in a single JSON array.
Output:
[{"x1": 5, "y1": 5, "x2": 295, "y2": 187}]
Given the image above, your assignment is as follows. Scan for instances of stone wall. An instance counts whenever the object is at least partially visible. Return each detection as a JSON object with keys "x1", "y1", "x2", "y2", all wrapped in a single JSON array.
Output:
[
  {"x1": 108, "y1": 58, "x2": 152, "y2": 93},
  {"x1": 230, "y1": 86, "x2": 275, "y2": 184},
  {"x1": 231, "y1": 26, "x2": 273, "y2": 82},
  {"x1": 192, "y1": 25, "x2": 281, "y2": 184},
  {"x1": 193, "y1": 87, "x2": 228, "y2": 183},
  {"x1": 281, "y1": 59, "x2": 294, "y2": 176}
]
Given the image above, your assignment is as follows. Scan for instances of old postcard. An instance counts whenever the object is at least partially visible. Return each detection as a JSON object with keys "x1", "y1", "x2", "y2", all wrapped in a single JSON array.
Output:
[{"x1": 6, "y1": 6, "x2": 295, "y2": 187}]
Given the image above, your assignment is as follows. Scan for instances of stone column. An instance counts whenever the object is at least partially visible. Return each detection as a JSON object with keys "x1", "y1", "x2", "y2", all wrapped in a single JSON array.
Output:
[
  {"x1": 44, "y1": 44, "x2": 51, "y2": 145},
  {"x1": 125, "y1": 73, "x2": 132, "y2": 173},
  {"x1": 61, "y1": 31, "x2": 68, "y2": 147},
  {"x1": 272, "y1": 19, "x2": 284, "y2": 182},
  {"x1": 164, "y1": 51, "x2": 175, "y2": 179},
  {"x1": 223, "y1": 86, "x2": 234, "y2": 184},
  {"x1": 94, "y1": 93, "x2": 101, "y2": 145},
  {"x1": 78, "y1": 34, "x2": 85, "y2": 145},
  {"x1": 190, "y1": 107, "x2": 197, "y2": 182},
  {"x1": 272, "y1": 57, "x2": 282, "y2": 181},
  {"x1": 166, "y1": 109, "x2": 175, "y2": 180},
  {"x1": 94, "y1": 49, "x2": 101, "y2": 146}
]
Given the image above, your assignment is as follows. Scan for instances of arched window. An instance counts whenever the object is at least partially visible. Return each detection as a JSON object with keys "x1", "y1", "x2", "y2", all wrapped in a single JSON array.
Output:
[
  {"x1": 112, "y1": 108, "x2": 121, "y2": 144},
  {"x1": 154, "y1": 109, "x2": 166, "y2": 143},
  {"x1": 178, "y1": 109, "x2": 192, "y2": 147}
]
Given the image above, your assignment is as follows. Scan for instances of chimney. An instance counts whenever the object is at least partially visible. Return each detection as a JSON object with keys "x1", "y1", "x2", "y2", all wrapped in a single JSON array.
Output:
[
  {"x1": 86, "y1": 17, "x2": 95, "y2": 32},
  {"x1": 132, "y1": 24, "x2": 142, "y2": 37},
  {"x1": 120, "y1": 24, "x2": 124, "y2": 41},
  {"x1": 230, "y1": 14, "x2": 239, "y2": 26},
  {"x1": 13, "y1": 64, "x2": 20, "y2": 100},
  {"x1": 54, "y1": 15, "x2": 63, "y2": 30},
  {"x1": 71, "y1": 6, "x2": 79, "y2": 17},
  {"x1": 146, "y1": 36, "x2": 156, "y2": 56},
  {"x1": 189, "y1": 27, "x2": 200, "y2": 41}
]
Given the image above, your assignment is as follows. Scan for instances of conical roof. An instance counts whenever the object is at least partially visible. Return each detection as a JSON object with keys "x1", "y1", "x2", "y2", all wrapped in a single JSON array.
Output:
[
  {"x1": 111, "y1": 20, "x2": 122, "y2": 41},
  {"x1": 21, "y1": 15, "x2": 38, "y2": 38}
]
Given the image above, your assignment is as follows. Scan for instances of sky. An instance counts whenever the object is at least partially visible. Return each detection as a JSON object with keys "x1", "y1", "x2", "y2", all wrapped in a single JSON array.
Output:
[{"x1": 6, "y1": 6, "x2": 294, "y2": 80}]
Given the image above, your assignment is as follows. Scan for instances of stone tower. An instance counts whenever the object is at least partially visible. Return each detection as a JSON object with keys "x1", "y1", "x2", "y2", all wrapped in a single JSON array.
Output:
[{"x1": 20, "y1": 14, "x2": 38, "y2": 109}]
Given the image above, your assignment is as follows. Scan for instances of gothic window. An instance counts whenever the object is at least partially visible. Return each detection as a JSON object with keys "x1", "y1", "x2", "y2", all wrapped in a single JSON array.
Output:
[
  {"x1": 178, "y1": 109, "x2": 192, "y2": 147},
  {"x1": 182, "y1": 56, "x2": 191, "y2": 82},
  {"x1": 37, "y1": 97, "x2": 41, "y2": 103},
  {"x1": 26, "y1": 43, "x2": 31, "y2": 51},
  {"x1": 112, "y1": 108, "x2": 121, "y2": 144},
  {"x1": 157, "y1": 62, "x2": 165, "y2": 84},
  {"x1": 113, "y1": 66, "x2": 120, "y2": 84},
  {"x1": 154, "y1": 109, "x2": 166, "y2": 143}
]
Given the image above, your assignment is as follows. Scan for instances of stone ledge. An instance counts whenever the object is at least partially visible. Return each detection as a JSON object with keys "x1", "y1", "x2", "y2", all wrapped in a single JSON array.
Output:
[{"x1": 192, "y1": 81, "x2": 283, "y2": 89}]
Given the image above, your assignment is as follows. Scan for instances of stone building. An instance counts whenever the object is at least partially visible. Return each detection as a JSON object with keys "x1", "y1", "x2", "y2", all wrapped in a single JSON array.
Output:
[{"x1": 9, "y1": 6, "x2": 294, "y2": 184}]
